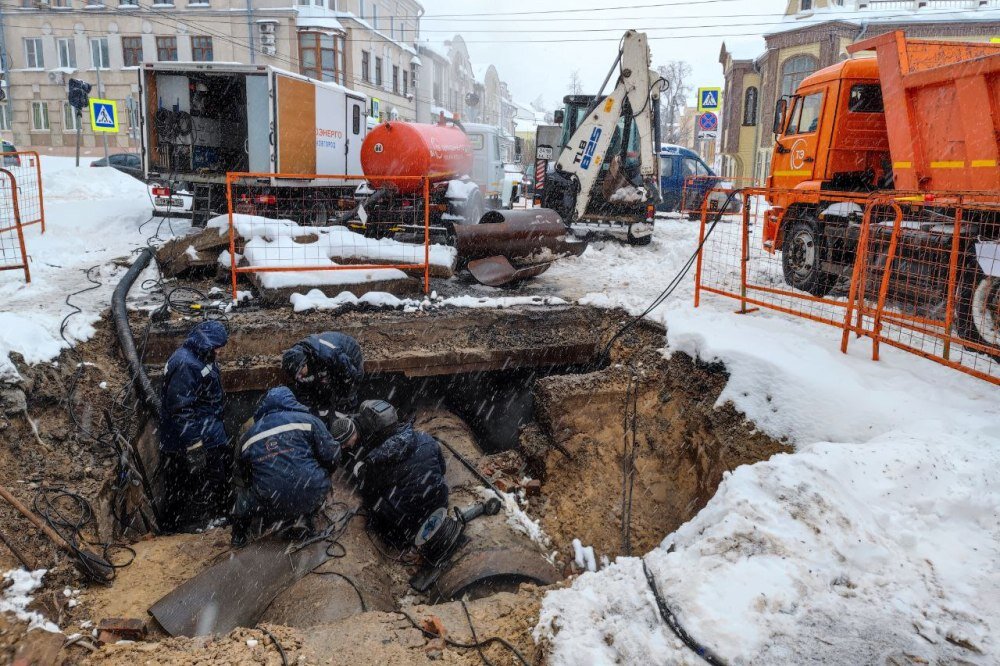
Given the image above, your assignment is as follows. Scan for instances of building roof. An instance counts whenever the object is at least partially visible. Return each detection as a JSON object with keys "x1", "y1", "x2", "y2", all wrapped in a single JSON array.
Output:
[{"x1": 770, "y1": 5, "x2": 1000, "y2": 35}]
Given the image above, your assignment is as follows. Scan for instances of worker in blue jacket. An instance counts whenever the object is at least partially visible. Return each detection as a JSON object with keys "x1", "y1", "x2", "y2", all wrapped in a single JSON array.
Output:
[
  {"x1": 281, "y1": 332, "x2": 364, "y2": 417},
  {"x1": 158, "y1": 320, "x2": 229, "y2": 532},
  {"x1": 350, "y1": 400, "x2": 449, "y2": 549},
  {"x1": 231, "y1": 386, "x2": 349, "y2": 546}
]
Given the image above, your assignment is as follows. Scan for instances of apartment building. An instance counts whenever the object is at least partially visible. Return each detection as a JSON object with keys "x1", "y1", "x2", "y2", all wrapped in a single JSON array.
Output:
[
  {"x1": 717, "y1": 0, "x2": 1000, "y2": 181},
  {"x1": 0, "y1": 0, "x2": 424, "y2": 151}
]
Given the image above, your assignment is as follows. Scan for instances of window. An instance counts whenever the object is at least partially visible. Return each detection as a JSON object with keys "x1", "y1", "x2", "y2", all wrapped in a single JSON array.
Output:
[
  {"x1": 191, "y1": 36, "x2": 213, "y2": 62},
  {"x1": 352, "y1": 104, "x2": 360, "y2": 134},
  {"x1": 120, "y1": 0, "x2": 138, "y2": 6},
  {"x1": 786, "y1": 92, "x2": 823, "y2": 135},
  {"x1": 468, "y1": 133, "x2": 484, "y2": 150},
  {"x1": 390, "y1": 18, "x2": 394, "y2": 39},
  {"x1": 299, "y1": 32, "x2": 345, "y2": 84},
  {"x1": 156, "y1": 36, "x2": 178, "y2": 61},
  {"x1": 371, "y1": 4, "x2": 378, "y2": 30},
  {"x1": 682, "y1": 158, "x2": 710, "y2": 180},
  {"x1": 359, "y1": 0, "x2": 365, "y2": 19},
  {"x1": 24, "y1": 38, "x2": 43, "y2": 69},
  {"x1": 122, "y1": 36, "x2": 143, "y2": 67},
  {"x1": 780, "y1": 55, "x2": 817, "y2": 98},
  {"x1": 392, "y1": 65, "x2": 399, "y2": 94},
  {"x1": 403, "y1": 69, "x2": 408, "y2": 96},
  {"x1": 57, "y1": 38, "x2": 77, "y2": 69},
  {"x1": 31, "y1": 102, "x2": 50, "y2": 131},
  {"x1": 90, "y1": 37, "x2": 110, "y2": 69},
  {"x1": 63, "y1": 102, "x2": 82, "y2": 132},
  {"x1": 0, "y1": 104, "x2": 11, "y2": 131},
  {"x1": 742, "y1": 86, "x2": 758, "y2": 126},
  {"x1": 848, "y1": 83, "x2": 883, "y2": 113},
  {"x1": 361, "y1": 50, "x2": 370, "y2": 82},
  {"x1": 51, "y1": 0, "x2": 69, "y2": 8},
  {"x1": 659, "y1": 156, "x2": 674, "y2": 178},
  {"x1": 800, "y1": 0, "x2": 812, "y2": 10},
  {"x1": 375, "y1": 56, "x2": 383, "y2": 86}
]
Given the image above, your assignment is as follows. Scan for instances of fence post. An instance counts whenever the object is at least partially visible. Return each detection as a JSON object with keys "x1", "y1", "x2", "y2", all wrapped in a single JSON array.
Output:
[
  {"x1": 227, "y1": 173, "x2": 238, "y2": 304},
  {"x1": 694, "y1": 198, "x2": 707, "y2": 308},
  {"x1": 31, "y1": 152, "x2": 44, "y2": 234},
  {"x1": 0, "y1": 168, "x2": 30, "y2": 283},
  {"x1": 739, "y1": 192, "x2": 750, "y2": 314},
  {"x1": 841, "y1": 200, "x2": 878, "y2": 354},
  {"x1": 870, "y1": 202, "x2": 904, "y2": 362},
  {"x1": 942, "y1": 199, "x2": 964, "y2": 361},
  {"x1": 423, "y1": 175, "x2": 430, "y2": 295}
]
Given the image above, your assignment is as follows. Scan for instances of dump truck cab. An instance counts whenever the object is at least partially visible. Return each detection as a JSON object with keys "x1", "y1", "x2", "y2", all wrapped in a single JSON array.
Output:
[{"x1": 764, "y1": 58, "x2": 889, "y2": 248}]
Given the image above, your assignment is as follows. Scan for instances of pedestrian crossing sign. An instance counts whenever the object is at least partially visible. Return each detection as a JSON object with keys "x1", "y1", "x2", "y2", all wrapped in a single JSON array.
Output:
[
  {"x1": 89, "y1": 98, "x2": 119, "y2": 133},
  {"x1": 697, "y1": 87, "x2": 722, "y2": 114}
]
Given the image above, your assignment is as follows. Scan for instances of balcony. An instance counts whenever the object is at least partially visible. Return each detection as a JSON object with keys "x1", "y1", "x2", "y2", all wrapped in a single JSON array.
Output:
[{"x1": 857, "y1": 0, "x2": 996, "y2": 9}]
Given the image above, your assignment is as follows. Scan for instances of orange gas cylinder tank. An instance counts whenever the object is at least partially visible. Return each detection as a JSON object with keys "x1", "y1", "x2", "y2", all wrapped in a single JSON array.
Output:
[{"x1": 361, "y1": 121, "x2": 474, "y2": 194}]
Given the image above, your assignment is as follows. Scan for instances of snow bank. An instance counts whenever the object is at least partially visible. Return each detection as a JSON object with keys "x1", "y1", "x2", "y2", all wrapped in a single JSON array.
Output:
[
  {"x1": 1, "y1": 157, "x2": 175, "y2": 379},
  {"x1": 290, "y1": 288, "x2": 568, "y2": 313},
  {"x1": 534, "y1": 219, "x2": 1000, "y2": 664},
  {"x1": 1, "y1": 569, "x2": 60, "y2": 632}
]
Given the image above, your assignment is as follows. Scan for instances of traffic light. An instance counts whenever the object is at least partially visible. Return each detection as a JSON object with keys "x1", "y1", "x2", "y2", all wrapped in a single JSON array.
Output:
[{"x1": 68, "y1": 78, "x2": 92, "y2": 110}]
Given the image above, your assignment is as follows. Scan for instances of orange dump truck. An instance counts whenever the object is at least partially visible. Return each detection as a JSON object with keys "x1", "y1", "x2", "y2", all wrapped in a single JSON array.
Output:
[{"x1": 764, "y1": 31, "x2": 1000, "y2": 346}]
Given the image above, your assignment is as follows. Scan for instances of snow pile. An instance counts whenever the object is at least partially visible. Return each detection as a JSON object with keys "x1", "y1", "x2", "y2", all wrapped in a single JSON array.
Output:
[
  {"x1": 207, "y1": 214, "x2": 456, "y2": 290},
  {"x1": 572, "y1": 539, "x2": 597, "y2": 572},
  {"x1": 1, "y1": 569, "x2": 60, "y2": 633},
  {"x1": 483, "y1": 488, "x2": 551, "y2": 551},
  {"x1": 290, "y1": 288, "x2": 568, "y2": 313},
  {"x1": 446, "y1": 178, "x2": 478, "y2": 200},
  {"x1": 534, "y1": 219, "x2": 1000, "y2": 663},
  {"x1": 0, "y1": 157, "x2": 173, "y2": 380}
]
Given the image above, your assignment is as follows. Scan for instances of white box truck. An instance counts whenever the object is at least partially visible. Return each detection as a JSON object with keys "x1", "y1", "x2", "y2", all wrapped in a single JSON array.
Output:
[{"x1": 140, "y1": 62, "x2": 368, "y2": 226}]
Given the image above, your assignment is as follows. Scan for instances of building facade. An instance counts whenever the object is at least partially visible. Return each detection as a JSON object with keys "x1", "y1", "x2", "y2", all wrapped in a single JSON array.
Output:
[
  {"x1": 0, "y1": 0, "x2": 423, "y2": 152},
  {"x1": 718, "y1": 0, "x2": 1000, "y2": 182}
]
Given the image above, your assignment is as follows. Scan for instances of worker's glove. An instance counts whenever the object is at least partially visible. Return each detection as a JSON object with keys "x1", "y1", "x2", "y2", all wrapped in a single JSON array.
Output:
[
  {"x1": 351, "y1": 461, "x2": 365, "y2": 482},
  {"x1": 185, "y1": 441, "x2": 208, "y2": 476}
]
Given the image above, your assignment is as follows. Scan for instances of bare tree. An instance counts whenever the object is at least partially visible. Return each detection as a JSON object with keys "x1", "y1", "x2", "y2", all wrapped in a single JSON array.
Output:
[
  {"x1": 530, "y1": 94, "x2": 547, "y2": 113},
  {"x1": 657, "y1": 61, "x2": 692, "y2": 144},
  {"x1": 567, "y1": 70, "x2": 584, "y2": 95}
]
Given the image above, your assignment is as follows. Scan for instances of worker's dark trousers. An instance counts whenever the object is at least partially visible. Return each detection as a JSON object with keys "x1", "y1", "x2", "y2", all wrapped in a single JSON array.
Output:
[
  {"x1": 159, "y1": 447, "x2": 231, "y2": 532},
  {"x1": 230, "y1": 487, "x2": 322, "y2": 543}
]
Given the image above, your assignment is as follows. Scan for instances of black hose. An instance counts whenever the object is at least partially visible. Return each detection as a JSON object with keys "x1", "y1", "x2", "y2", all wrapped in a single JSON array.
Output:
[
  {"x1": 111, "y1": 247, "x2": 161, "y2": 414},
  {"x1": 435, "y1": 437, "x2": 503, "y2": 500},
  {"x1": 643, "y1": 560, "x2": 726, "y2": 666}
]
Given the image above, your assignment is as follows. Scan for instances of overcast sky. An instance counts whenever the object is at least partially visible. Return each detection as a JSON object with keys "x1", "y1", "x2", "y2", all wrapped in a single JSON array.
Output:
[{"x1": 419, "y1": 0, "x2": 789, "y2": 112}]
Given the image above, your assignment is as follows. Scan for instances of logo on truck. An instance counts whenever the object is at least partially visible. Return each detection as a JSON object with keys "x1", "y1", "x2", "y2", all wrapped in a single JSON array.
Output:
[
  {"x1": 374, "y1": 143, "x2": 384, "y2": 153},
  {"x1": 578, "y1": 127, "x2": 603, "y2": 170},
  {"x1": 790, "y1": 138, "x2": 808, "y2": 171}
]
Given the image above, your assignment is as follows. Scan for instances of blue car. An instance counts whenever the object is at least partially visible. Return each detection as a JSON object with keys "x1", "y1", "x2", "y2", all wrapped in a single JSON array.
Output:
[{"x1": 657, "y1": 144, "x2": 739, "y2": 216}]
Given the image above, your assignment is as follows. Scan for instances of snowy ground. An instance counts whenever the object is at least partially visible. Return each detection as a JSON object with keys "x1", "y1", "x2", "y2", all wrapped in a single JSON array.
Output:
[
  {"x1": 0, "y1": 156, "x2": 185, "y2": 380},
  {"x1": 533, "y1": 221, "x2": 1000, "y2": 664},
  {"x1": 1, "y1": 162, "x2": 998, "y2": 663}
]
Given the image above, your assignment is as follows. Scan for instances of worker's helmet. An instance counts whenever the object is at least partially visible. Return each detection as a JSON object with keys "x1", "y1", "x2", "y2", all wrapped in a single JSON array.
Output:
[
  {"x1": 281, "y1": 346, "x2": 309, "y2": 381},
  {"x1": 357, "y1": 400, "x2": 399, "y2": 443}
]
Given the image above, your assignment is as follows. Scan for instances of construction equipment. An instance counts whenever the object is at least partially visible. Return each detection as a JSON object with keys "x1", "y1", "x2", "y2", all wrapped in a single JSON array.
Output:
[
  {"x1": 542, "y1": 30, "x2": 665, "y2": 246},
  {"x1": 764, "y1": 32, "x2": 1000, "y2": 346},
  {"x1": 140, "y1": 63, "x2": 368, "y2": 227}
]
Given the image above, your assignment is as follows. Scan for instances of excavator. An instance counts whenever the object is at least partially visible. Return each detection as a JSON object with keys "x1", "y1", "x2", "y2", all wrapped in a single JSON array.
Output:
[{"x1": 542, "y1": 30, "x2": 666, "y2": 246}]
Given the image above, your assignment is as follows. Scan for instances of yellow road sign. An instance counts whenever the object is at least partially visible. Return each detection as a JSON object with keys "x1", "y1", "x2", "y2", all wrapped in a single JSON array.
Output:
[
  {"x1": 89, "y1": 98, "x2": 119, "y2": 133},
  {"x1": 697, "y1": 87, "x2": 722, "y2": 114}
]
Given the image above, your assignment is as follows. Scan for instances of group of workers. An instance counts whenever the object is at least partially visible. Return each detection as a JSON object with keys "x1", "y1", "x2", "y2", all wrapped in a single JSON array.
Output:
[{"x1": 158, "y1": 320, "x2": 449, "y2": 548}]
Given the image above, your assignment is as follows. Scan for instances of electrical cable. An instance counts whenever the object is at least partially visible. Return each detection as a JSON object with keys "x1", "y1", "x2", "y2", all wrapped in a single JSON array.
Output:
[
  {"x1": 620, "y1": 365, "x2": 640, "y2": 556},
  {"x1": 399, "y1": 605, "x2": 532, "y2": 666},
  {"x1": 599, "y1": 189, "x2": 742, "y2": 363},
  {"x1": 642, "y1": 559, "x2": 727, "y2": 666},
  {"x1": 257, "y1": 626, "x2": 289, "y2": 666},
  {"x1": 310, "y1": 570, "x2": 367, "y2": 612}
]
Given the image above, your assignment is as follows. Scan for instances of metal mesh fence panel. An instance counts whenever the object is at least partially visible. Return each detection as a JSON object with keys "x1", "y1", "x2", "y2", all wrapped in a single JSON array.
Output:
[
  {"x1": 0, "y1": 151, "x2": 44, "y2": 233},
  {"x1": 0, "y1": 168, "x2": 30, "y2": 282}
]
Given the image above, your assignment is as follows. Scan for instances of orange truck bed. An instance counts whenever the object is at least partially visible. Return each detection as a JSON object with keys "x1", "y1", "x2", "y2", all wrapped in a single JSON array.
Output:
[{"x1": 847, "y1": 32, "x2": 1000, "y2": 194}]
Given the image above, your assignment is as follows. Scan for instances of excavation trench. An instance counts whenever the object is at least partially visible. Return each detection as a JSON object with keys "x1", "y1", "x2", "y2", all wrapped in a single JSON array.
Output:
[{"x1": 89, "y1": 304, "x2": 789, "y2": 642}]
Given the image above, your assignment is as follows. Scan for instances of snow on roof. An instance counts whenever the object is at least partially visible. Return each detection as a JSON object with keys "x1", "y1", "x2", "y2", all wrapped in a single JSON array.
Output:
[
  {"x1": 417, "y1": 39, "x2": 451, "y2": 60},
  {"x1": 722, "y1": 36, "x2": 767, "y2": 62},
  {"x1": 295, "y1": 14, "x2": 345, "y2": 32},
  {"x1": 770, "y1": 5, "x2": 1000, "y2": 35},
  {"x1": 332, "y1": 11, "x2": 417, "y2": 56}
]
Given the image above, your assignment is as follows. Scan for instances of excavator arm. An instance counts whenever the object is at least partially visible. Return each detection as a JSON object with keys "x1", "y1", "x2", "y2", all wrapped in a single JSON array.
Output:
[{"x1": 554, "y1": 30, "x2": 662, "y2": 222}]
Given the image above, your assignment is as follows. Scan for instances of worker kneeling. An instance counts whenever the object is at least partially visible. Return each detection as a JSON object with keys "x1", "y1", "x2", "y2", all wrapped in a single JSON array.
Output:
[
  {"x1": 231, "y1": 386, "x2": 348, "y2": 547},
  {"x1": 282, "y1": 332, "x2": 364, "y2": 417},
  {"x1": 349, "y1": 400, "x2": 449, "y2": 549}
]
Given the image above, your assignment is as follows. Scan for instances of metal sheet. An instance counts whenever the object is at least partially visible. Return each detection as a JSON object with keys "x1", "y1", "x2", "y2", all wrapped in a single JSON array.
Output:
[
  {"x1": 467, "y1": 256, "x2": 552, "y2": 287},
  {"x1": 149, "y1": 539, "x2": 331, "y2": 637},
  {"x1": 431, "y1": 548, "x2": 561, "y2": 603}
]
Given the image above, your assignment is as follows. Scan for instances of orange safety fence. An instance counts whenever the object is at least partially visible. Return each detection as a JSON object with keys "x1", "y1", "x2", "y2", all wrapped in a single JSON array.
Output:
[
  {"x1": 0, "y1": 151, "x2": 45, "y2": 233},
  {"x1": 225, "y1": 172, "x2": 435, "y2": 303},
  {"x1": 0, "y1": 168, "x2": 30, "y2": 283},
  {"x1": 694, "y1": 185, "x2": 1000, "y2": 386}
]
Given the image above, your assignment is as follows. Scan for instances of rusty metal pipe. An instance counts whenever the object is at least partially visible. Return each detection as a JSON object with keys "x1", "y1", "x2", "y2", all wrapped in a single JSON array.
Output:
[{"x1": 453, "y1": 208, "x2": 586, "y2": 262}]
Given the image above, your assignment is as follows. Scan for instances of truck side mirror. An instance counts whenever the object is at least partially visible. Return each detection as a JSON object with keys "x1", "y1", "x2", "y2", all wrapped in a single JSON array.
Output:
[
  {"x1": 772, "y1": 98, "x2": 787, "y2": 136},
  {"x1": 553, "y1": 109, "x2": 565, "y2": 125}
]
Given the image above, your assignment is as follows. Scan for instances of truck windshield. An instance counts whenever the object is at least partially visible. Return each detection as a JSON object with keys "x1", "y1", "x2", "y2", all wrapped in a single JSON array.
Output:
[
  {"x1": 786, "y1": 92, "x2": 823, "y2": 135},
  {"x1": 560, "y1": 99, "x2": 639, "y2": 170}
]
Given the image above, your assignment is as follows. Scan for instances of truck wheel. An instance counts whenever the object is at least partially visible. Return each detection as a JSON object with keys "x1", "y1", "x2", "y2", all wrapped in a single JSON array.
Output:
[
  {"x1": 955, "y1": 265, "x2": 1000, "y2": 358},
  {"x1": 781, "y1": 216, "x2": 837, "y2": 297}
]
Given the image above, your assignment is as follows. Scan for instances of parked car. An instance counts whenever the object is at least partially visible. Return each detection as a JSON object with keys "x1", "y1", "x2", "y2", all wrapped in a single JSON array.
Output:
[
  {"x1": 149, "y1": 184, "x2": 193, "y2": 217},
  {"x1": 521, "y1": 165, "x2": 536, "y2": 198},
  {"x1": 91, "y1": 152, "x2": 143, "y2": 181},
  {"x1": 2, "y1": 140, "x2": 21, "y2": 167},
  {"x1": 502, "y1": 163, "x2": 522, "y2": 207},
  {"x1": 658, "y1": 144, "x2": 740, "y2": 217}
]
